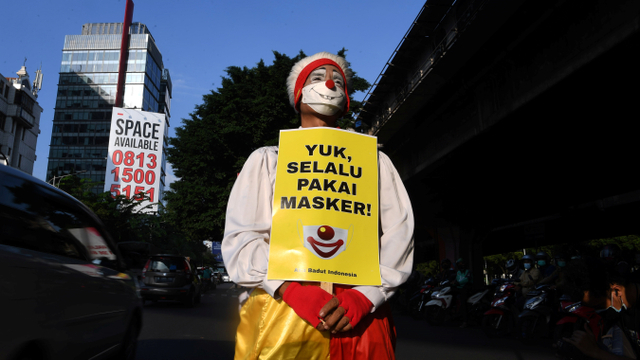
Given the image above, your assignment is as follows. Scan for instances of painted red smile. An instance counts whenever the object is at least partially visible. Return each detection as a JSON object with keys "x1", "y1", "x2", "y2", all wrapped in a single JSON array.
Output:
[{"x1": 307, "y1": 237, "x2": 344, "y2": 258}]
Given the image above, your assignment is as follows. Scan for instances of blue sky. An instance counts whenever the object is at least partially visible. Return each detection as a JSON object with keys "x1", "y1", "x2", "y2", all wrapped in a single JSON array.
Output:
[{"x1": 3, "y1": 0, "x2": 426, "y2": 184}]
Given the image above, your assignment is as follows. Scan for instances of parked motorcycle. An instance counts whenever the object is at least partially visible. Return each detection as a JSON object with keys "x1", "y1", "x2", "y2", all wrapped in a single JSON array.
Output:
[
  {"x1": 518, "y1": 284, "x2": 557, "y2": 341},
  {"x1": 424, "y1": 280, "x2": 454, "y2": 325},
  {"x1": 466, "y1": 280, "x2": 498, "y2": 325},
  {"x1": 423, "y1": 278, "x2": 497, "y2": 326},
  {"x1": 408, "y1": 276, "x2": 437, "y2": 319},
  {"x1": 554, "y1": 295, "x2": 603, "y2": 359},
  {"x1": 482, "y1": 279, "x2": 519, "y2": 337}
]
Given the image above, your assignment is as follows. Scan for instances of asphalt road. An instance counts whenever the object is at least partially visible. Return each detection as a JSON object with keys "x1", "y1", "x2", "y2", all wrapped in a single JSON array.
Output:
[
  {"x1": 136, "y1": 284, "x2": 557, "y2": 360},
  {"x1": 136, "y1": 282, "x2": 240, "y2": 359}
]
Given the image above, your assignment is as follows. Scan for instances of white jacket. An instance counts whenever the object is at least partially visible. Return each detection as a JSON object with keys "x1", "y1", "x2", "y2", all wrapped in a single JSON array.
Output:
[{"x1": 222, "y1": 145, "x2": 414, "y2": 311}]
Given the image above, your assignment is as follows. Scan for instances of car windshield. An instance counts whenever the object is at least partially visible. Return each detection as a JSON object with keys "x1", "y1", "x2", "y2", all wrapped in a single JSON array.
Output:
[{"x1": 149, "y1": 257, "x2": 185, "y2": 272}]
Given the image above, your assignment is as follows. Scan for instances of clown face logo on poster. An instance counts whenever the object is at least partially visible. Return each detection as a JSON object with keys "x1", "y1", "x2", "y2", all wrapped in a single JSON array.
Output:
[
  {"x1": 267, "y1": 128, "x2": 381, "y2": 286},
  {"x1": 300, "y1": 222, "x2": 353, "y2": 260},
  {"x1": 104, "y1": 107, "x2": 166, "y2": 213}
]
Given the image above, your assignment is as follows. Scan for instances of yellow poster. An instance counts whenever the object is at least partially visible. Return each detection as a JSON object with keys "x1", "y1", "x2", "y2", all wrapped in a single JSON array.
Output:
[{"x1": 267, "y1": 128, "x2": 380, "y2": 286}]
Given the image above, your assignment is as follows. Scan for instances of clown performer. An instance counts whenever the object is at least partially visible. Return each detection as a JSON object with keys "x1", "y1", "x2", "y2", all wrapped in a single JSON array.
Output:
[{"x1": 222, "y1": 52, "x2": 414, "y2": 360}]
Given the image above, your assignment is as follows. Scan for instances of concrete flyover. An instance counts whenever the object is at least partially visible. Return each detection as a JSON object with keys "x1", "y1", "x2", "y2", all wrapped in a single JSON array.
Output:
[{"x1": 357, "y1": 0, "x2": 640, "y2": 268}]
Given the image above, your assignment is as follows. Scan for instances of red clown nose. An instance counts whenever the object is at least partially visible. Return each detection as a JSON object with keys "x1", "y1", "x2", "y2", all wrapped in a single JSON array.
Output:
[
  {"x1": 325, "y1": 79, "x2": 335, "y2": 89},
  {"x1": 317, "y1": 225, "x2": 335, "y2": 240}
]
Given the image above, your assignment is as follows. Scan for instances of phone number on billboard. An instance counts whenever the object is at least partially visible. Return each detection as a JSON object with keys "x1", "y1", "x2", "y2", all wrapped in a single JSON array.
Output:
[{"x1": 109, "y1": 150, "x2": 158, "y2": 202}]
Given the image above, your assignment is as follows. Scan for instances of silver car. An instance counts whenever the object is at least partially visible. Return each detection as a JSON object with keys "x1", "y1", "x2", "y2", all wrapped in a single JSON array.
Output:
[{"x1": 0, "y1": 165, "x2": 143, "y2": 360}]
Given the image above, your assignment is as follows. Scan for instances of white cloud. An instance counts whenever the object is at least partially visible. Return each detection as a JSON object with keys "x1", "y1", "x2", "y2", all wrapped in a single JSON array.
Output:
[{"x1": 164, "y1": 162, "x2": 180, "y2": 189}]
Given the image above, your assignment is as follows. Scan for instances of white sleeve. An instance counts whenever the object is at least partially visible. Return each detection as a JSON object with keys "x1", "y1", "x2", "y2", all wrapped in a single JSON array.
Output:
[
  {"x1": 353, "y1": 152, "x2": 415, "y2": 311},
  {"x1": 221, "y1": 147, "x2": 284, "y2": 297}
]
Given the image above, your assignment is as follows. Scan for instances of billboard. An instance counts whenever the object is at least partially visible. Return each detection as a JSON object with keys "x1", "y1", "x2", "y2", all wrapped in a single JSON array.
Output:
[
  {"x1": 211, "y1": 241, "x2": 223, "y2": 262},
  {"x1": 104, "y1": 107, "x2": 165, "y2": 213}
]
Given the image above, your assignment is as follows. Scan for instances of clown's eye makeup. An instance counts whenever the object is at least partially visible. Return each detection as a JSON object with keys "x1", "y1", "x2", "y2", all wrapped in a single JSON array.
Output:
[
  {"x1": 332, "y1": 70, "x2": 344, "y2": 88},
  {"x1": 310, "y1": 69, "x2": 326, "y2": 83}
]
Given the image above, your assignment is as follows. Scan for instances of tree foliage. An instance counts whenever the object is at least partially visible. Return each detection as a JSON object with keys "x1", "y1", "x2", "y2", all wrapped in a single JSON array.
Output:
[
  {"x1": 58, "y1": 176, "x2": 156, "y2": 243},
  {"x1": 482, "y1": 236, "x2": 640, "y2": 281},
  {"x1": 415, "y1": 260, "x2": 440, "y2": 277},
  {"x1": 57, "y1": 176, "x2": 208, "y2": 261},
  {"x1": 165, "y1": 49, "x2": 371, "y2": 241}
]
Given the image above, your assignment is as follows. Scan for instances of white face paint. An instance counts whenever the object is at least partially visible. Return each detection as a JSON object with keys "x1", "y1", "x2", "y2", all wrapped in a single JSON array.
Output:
[{"x1": 301, "y1": 68, "x2": 346, "y2": 116}]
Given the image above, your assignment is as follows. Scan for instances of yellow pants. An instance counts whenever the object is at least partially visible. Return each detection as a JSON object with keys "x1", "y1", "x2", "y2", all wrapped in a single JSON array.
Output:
[{"x1": 235, "y1": 289, "x2": 330, "y2": 360}]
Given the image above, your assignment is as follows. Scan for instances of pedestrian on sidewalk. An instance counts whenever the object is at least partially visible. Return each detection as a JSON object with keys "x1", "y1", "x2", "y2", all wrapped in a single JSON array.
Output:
[
  {"x1": 202, "y1": 266, "x2": 212, "y2": 292},
  {"x1": 453, "y1": 258, "x2": 472, "y2": 328}
]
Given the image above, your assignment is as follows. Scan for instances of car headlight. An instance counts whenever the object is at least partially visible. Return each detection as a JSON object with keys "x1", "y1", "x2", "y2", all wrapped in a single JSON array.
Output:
[{"x1": 524, "y1": 296, "x2": 544, "y2": 310}]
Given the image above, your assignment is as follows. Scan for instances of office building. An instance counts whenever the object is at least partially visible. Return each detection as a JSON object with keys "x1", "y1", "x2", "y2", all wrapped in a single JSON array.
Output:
[
  {"x1": 0, "y1": 64, "x2": 43, "y2": 174},
  {"x1": 46, "y1": 22, "x2": 171, "y2": 197}
]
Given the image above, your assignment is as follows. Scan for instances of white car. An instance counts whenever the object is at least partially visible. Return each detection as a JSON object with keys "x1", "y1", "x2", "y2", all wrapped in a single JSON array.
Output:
[{"x1": 222, "y1": 273, "x2": 231, "y2": 283}]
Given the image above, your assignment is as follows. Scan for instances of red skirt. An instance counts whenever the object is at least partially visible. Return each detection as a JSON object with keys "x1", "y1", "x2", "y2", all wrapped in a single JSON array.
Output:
[
  {"x1": 234, "y1": 286, "x2": 396, "y2": 360},
  {"x1": 330, "y1": 285, "x2": 396, "y2": 360}
]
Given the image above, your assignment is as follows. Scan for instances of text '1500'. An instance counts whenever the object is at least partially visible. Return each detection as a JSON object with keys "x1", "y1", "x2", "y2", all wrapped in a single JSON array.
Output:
[{"x1": 109, "y1": 150, "x2": 158, "y2": 202}]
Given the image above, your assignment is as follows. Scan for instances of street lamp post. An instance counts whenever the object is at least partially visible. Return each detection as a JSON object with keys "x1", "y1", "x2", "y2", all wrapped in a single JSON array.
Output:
[{"x1": 48, "y1": 170, "x2": 88, "y2": 188}]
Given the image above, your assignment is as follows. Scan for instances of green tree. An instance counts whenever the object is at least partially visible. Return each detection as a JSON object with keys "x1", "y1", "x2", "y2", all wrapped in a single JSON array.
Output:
[
  {"x1": 165, "y1": 49, "x2": 371, "y2": 241},
  {"x1": 57, "y1": 175, "x2": 164, "y2": 243},
  {"x1": 56, "y1": 172, "x2": 210, "y2": 261},
  {"x1": 585, "y1": 236, "x2": 640, "y2": 262},
  {"x1": 415, "y1": 260, "x2": 440, "y2": 277}
]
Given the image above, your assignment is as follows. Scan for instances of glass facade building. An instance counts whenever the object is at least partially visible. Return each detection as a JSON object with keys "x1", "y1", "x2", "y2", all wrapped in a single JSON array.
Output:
[{"x1": 46, "y1": 22, "x2": 171, "y2": 198}]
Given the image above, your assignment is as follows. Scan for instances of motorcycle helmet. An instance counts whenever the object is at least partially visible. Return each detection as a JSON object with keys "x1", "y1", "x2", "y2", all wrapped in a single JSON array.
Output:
[
  {"x1": 522, "y1": 254, "x2": 534, "y2": 270},
  {"x1": 506, "y1": 259, "x2": 518, "y2": 274},
  {"x1": 535, "y1": 251, "x2": 550, "y2": 267},
  {"x1": 554, "y1": 253, "x2": 567, "y2": 268},
  {"x1": 535, "y1": 251, "x2": 549, "y2": 261},
  {"x1": 522, "y1": 254, "x2": 534, "y2": 262}
]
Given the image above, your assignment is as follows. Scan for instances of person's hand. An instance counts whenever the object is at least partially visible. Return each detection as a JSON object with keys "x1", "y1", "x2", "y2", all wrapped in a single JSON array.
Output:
[
  {"x1": 337, "y1": 289, "x2": 372, "y2": 329},
  {"x1": 282, "y1": 282, "x2": 334, "y2": 328},
  {"x1": 318, "y1": 289, "x2": 373, "y2": 333},
  {"x1": 563, "y1": 323, "x2": 602, "y2": 358},
  {"x1": 318, "y1": 297, "x2": 349, "y2": 332}
]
